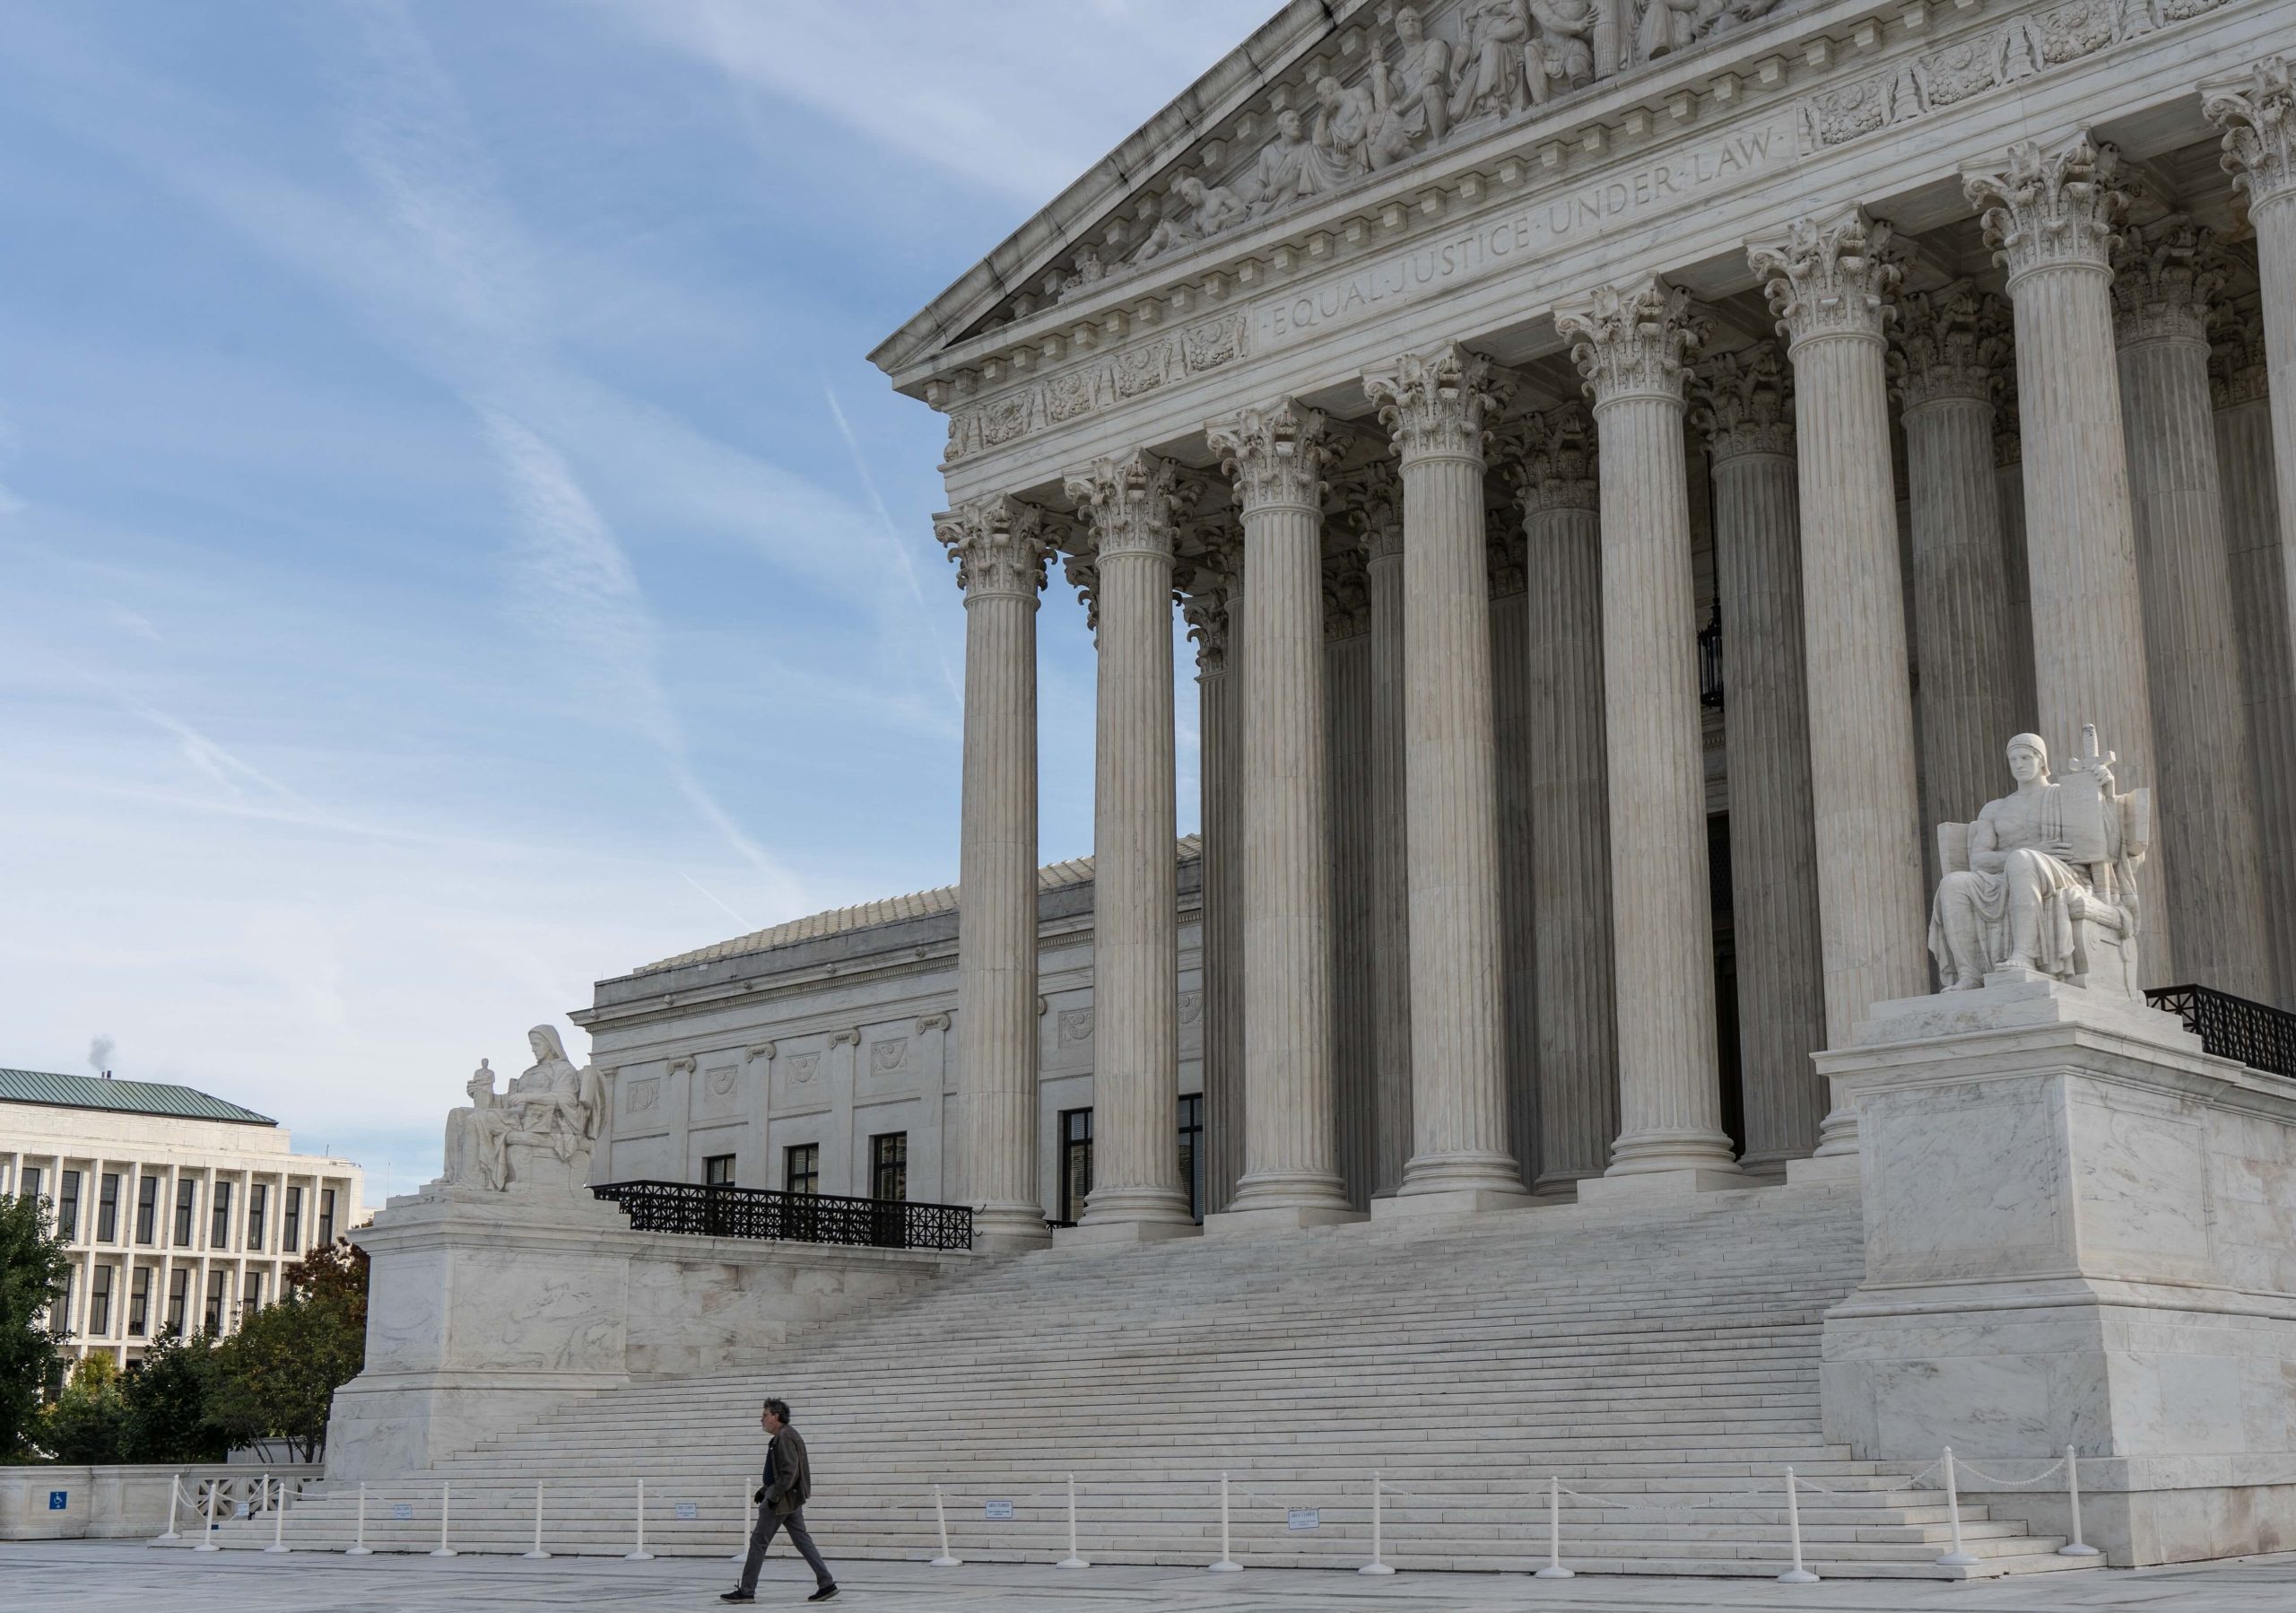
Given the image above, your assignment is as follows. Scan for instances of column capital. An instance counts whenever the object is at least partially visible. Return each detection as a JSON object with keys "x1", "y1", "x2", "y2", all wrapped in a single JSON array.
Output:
[
  {"x1": 1333, "y1": 461, "x2": 1404, "y2": 562},
  {"x1": 1691, "y1": 344, "x2": 1796, "y2": 462},
  {"x1": 2205, "y1": 56, "x2": 2296, "y2": 214},
  {"x1": 1177, "y1": 523, "x2": 1239, "y2": 674},
  {"x1": 1749, "y1": 208, "x2": 1902, "y2": 348},
  {"x1": 2110, "y1": 215, "x2": 2226, "y2": 347},
  {"x1": 933, "y1": 494, "x2": 1053, "y2": 602},
  {"x1": 1557, "y1": 277, "x2": 1705, "y2": 409},
  {"x1": 1890, "y1": 281, "x2": 2009, "y2": 410},
  {"x1": 1500, "y1": 406, "x2": 1599, "y2": 515},
  {"x1": 1362, "y1": 342, "x2": 1511, "y2": 463},
  {"x1": 2210, "y1": 307, "x2": 2270, "y2": 409},
  {"x1": 1063, "y1": 449, "x2": 1183, "y2": 562},
  {"x1": 1322, "y1": 545, "x2": 1371, "y2": 638},
  {"x1": 1206, "y1": 399, "x2": 1330, "y2": 512},
  {"x1": 1966, "y1": 135, "x2": 2130, "y2": 283}
]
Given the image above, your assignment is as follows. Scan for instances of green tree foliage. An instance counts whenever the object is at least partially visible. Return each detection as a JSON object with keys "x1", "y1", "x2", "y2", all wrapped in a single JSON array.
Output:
[
  {"x1": 119, "y1": 1331, "x2": 228, "y2": 1462},
  {"x1": 205, "y1": 1240, "x2": 368, "y2": 1462},
  {"x1": 0, "y1": 1193, "x2": 72, "y2": 1460},
  {"x1": 39, "y1": 1354, "x2": 126, "y2": 1464}
]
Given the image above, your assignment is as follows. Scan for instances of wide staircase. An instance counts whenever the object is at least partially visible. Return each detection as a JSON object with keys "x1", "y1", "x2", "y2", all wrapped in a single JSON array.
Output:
[{"x1": 187, "y1": 1180, "x2": 2099, "y2": 1578}]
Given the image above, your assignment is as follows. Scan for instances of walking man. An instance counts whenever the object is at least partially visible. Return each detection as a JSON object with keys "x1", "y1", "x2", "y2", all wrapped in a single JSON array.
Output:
[{"x1": 723, "y1": 1398, "x2": 837, "y2": 1602}]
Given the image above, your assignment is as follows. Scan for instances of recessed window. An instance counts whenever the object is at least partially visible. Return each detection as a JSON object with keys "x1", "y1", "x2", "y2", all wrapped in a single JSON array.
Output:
[
  {"x1": 210, "y1": 1181, "x2": 234, "y2": 1250},
  {"x1": 1178, "y1": 1094, "x2": 1205, "y2": 1223},
  {"x1": 98, "y1": 1173, "x2": 121, "y2": 1243},
  {"x1": 57, "y1": 1171, "x2": 83, "y2": 1243},
  {"x1": 173, "y1": 1179, "x2": 198, "y2": 1247},
  {"x1": 317, "y1": 1188, "x2": 336, "y2": 1247},
  {"x1": 127, "y1": 1267, "x2": 152, "y2": 1336},
  {"x1": 89, "y1": 1266, "x2": 114, "y2": 1336},
  {"x1": 1059, "y1": 1108, "x2": 1093, "y2": 1225},
  {"x1": 870, "y1": 1133, "x2": 908, "y2": 1203},
  {"x1": 242, "y1": 1271, "x2": 265, "y2": 1313},
  {"x1": 21, "y1": 1166, "x2": 44, "y2": 1207},
  {"x1": 248, "y1": 1183, "x2": 268, "y2": 1251},
  {"x1": 165, "y1": 1268, "x2": 189, "y2": 1335},
  {"x1": 703, "y1": 1154, "x2": 736, "y2": 1187},
  {"x1": 784, "y1": 1144, "x2": 820, "y2": 1197},
  {"x1": 204, "y1": 1270, "x2": 227, "y2": 1333},
  {"x1": 283, "y1": 1186, "x2": 303, "y2": 1251},
  {"x1": 135, "y1": 1177, "x2": 159, "y2": 1245}
]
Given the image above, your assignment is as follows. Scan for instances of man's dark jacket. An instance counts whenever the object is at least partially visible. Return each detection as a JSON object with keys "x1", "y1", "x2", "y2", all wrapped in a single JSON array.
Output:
[{"x1": 754, "y1": 1425, "x2": 813, "y2": 1517}]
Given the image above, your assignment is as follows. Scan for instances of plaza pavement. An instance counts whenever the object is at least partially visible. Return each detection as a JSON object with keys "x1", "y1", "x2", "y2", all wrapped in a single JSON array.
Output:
[{"x1": 7, "y1": 1539, "x2": 2296, "y2": 1611}]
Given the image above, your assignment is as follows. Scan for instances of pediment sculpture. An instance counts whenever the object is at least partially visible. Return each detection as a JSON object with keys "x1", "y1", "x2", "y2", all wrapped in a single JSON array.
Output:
[
  {"x1": 439, "y1": 1024, "x2": 606, "y2": 1193},
  {"x1": 1927, "y1": 726, "x2": 2152, "y2": 998}
]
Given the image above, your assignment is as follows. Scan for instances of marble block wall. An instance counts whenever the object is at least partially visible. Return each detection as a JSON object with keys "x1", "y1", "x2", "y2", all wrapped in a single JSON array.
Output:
[{"x1": 1817, "y1": 979, "x2": 2296, "y2": 1565}]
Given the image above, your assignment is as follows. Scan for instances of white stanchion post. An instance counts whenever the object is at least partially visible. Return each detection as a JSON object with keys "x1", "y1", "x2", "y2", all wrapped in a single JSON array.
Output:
[
  {"x1": 1778, "y1": 1468, "x2": 1818, "y2": 1583},
  {"x1": 196, "y1": 1480, "x2": 220, "y2": 1552},
  {"x1": 431, "y1": 1480, "x2": 457, "y2": 1557},
  {"x1": 347, "y1": 1483, "x2": 371, "y2": 1555},
  {"x1": 266, "y1": 1482, "x2": 290, "y2": 1555},
  {"x1": 1207, "y1": 1472, "x2": 1242, "y2": 1573},
  {"x1": 2059, "y1": 1446, "x2": 2101, "y2": 1557},
  {"x1": 626, "y1": 1477, "x2": 655, "y2": 1562},
  {"x1": 155, "y1": 1475, "x2": 182, "y2": 1543},
  {"x1": 257, "y1": 1472, "x2": 269, "y2": 1523},
  {"x1": 524, "y1": 1482, "x2": 550, "y2": 1560},
  {"x1": 1359, "y1": 1469, "x2": 1395, "y2": 1575},
  {"x1": 1057, "y1": 1472, "x2": 1089, "y2": 1569},
  {"x1": 1935, "y1": 1448, "x2": 1977, "y2": 1568},
  {"x1": 732, "y1": 1486, "x2": 749, "y2": 1563},
  {"x1": 930, "y1": 1483, "x2": 961, "y2": 1567},
  {"x1": 1535, "y1": 1474, "x2": 1573, "y2": 1579}
]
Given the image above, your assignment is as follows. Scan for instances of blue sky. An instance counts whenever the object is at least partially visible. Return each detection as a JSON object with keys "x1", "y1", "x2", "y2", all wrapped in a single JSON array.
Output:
[{"x1": 0, "y1": 0, "x2": 1271, "y2": 1199}]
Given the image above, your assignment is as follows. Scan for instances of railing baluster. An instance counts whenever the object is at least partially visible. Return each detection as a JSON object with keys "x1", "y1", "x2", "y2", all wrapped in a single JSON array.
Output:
[{"x1": 591, "y1": 1179, "x2": 972, "y2": 1251}]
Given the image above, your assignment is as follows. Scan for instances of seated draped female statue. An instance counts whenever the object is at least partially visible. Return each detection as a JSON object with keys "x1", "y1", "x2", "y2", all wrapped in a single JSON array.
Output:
[{"x1": 441, "y1": 1024, "x2": 605, "y2": 1192}]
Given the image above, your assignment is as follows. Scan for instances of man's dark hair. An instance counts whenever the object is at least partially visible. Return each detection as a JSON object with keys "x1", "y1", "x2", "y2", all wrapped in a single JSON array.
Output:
[{"x1": 763, "y1": 1397, "x2": 790, "y2": 1422}]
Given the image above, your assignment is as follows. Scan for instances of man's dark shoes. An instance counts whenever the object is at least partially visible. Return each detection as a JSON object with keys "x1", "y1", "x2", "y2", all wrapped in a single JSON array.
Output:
[
  {"x1": 808, "y1": 1588, "x2": 839, "y2": 1602},
  {"x1": 718, "y1": 1592, "x2": 754, "y2": 1604}
]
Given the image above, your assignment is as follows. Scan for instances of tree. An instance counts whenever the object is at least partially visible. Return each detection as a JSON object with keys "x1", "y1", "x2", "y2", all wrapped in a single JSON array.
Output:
[
  {"x1": 39, "y1": 1353, "x2": 126, "y2": 1463},
  {"x1": 0, "y1": 1193, "x2": 71, "y2": 1460},
  {"x1": 119, "y1": 1330, "x2": 227, "y2": 1462},
  {"x1": 206, "y1": 1239, "x2": 368, "y2": 1462}
]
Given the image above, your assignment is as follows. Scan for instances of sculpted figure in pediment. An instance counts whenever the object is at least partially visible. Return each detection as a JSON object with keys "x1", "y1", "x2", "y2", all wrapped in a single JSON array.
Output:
[
  {"x1": 1314, "y1": 72, "x2": 1415, "y2": 171},
  {"x1": 1635, "y1": 0, "x2": 1704, "y2": 60},
  {"x1": 1131, "y1": 175, "x2": 1249, "y2": 266},
  {"x1": 1450, "y1": 0, "x2": 1535, "y2": 122},
  {"x1": 1239, "y1": 107, "x2": 1361, "y2": 219},
  {"x1": 1387, "y1": 6, "x2": 1456, "y2": 146},
  {"x1": 1525, "y1": 0, "x2": 1598, "y2": 102}
]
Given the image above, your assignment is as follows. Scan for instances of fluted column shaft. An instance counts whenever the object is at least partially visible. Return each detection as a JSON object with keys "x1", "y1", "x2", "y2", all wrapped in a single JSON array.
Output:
[
  {"x1": 1067, "y1": 453, "x2": 1194, "y2": 1229},
  {"x1": 1362, "y1": 522, "x2": 1414, "y2": 1197},
  {"x1": 1183, "y1": 566, "x2": 1246, "y2": 1210},
  {"x1": 1208, "y1": 403, "x2": 1352, "y2": 1217},
  {"x1": 1968, "y1": 136, "x2": 2168, "y2": 981},
  {"x1": 1512, "y1": 410, "x2": 1618, "y2": 1191},
  {"x1": 1752, "y1": 209, "x2": 1928, "y2": 1040},
  {"x1": 1559, "y1": 282, "x2": 1738, "y2": 1180},
  {"x1": 1366, "y1": 344, "x2": 1526, "y2": 1200},
  {"x1": 1692, "y1": 348, "x2": 1826, "y2": 1167},
  {"x1": 935, "y1": 497, "x2": 1052, "y2": 1247},
  {"x1": 2114, "y1": 227, "x2": 2271, "y2": 1000}
]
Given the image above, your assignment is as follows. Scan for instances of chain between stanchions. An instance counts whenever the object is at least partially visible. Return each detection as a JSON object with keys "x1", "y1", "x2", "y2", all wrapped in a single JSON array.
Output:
[
  {"x1": 1948, "y1": 1458, "x2": 2068, "y2": 1489},
  {"x1": 1552, "y1": 1479, "x2": 1781, "y2": 1513}
]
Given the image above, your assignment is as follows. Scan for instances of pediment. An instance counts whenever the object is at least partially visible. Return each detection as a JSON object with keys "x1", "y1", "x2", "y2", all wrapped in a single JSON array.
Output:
[{"x1": 871, "y1": 0, "x2": 1821, "y2": 387}]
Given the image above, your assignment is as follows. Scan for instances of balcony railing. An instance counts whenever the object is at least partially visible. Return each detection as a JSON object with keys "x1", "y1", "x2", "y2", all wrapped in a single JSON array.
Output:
[
  {"x1": 2144, "y1": 983, "x2": 2296, "y2": 1081},
  {"x1": 590, "y1": 1180, "x2": 972, "y2": 1251}
]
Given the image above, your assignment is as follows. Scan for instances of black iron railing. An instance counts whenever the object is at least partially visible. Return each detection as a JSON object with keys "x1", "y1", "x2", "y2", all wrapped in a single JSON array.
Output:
[
  {"x1": 591, "y1": 1180, "x2": 972, "y2": 1251},
  {"x1": 2144, "y1": 984, "x2": 2296, "y2": 1080}
]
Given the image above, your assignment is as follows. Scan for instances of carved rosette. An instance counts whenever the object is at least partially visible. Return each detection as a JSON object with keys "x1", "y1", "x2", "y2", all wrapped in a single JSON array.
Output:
[
  {"x1": 1206, "y1": 398, "x2": 1330, "y2": 512},
  {"x1": 1556, "y1": 278, "x2": 1706, "y2": 408},
  {"x1": 1501, "y1": 407, "x2": 1600, "y2": 516},
  {"x1": 2109, "y1": 216, "x2": 2226, "y2": 347},
  {"x1": 1965, "y1": 135, "x2": 2129, "y2": 283},
  {"x1": 1889, "y1": 281, "x2": 2008, "y2": 410},
  {"x1": 933, "y1": 494, "x2": 1053, "y2": 602},
  {"x1": 1063, "y1": 449, "x2": 1182, "y2": 561},
  {"x1": 1362, "y1": 343, "x2": 1511, "y2": 463},
  {"x1": 2211, "y1": 311, "x2": 2270, "y2": 410},
  {"x1": 1749, "y1": 209, "x2": 1901, "y2": 348},
  {"x1": 1690, "y1": 344, "x2": 1796, "y2": 462},
  {"x1": 2207, "y1": 56, "x2": 2296, "y2": 214}
]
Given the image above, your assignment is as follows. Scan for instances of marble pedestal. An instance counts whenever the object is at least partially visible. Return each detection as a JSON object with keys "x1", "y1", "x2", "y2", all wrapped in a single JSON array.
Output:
[{"x1": 1817, "y1": 978, "x2": 2296, "y2": 1565}]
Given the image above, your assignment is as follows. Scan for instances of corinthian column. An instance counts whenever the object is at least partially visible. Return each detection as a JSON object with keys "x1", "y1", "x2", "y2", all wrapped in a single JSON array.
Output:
[
  {"x1": 1179, "y1": 538, "x2": 1245, "y2": 1208},
  {"x1": 1363, "y1": 344, "x2": 1528, "y2": 1211},
  {"x1": 1966, "y1": 135, "x2": 2169, "y2": 981},
  {"x1": 1890, "y1": 283, "x2": 2021, "y2": 833},
  {"x1": 1203, "y1": 401, "x2": 1359, "y2": 1230},
  {"x1": 1749, "y1": 208, "x2": 1928, "y2": 1039},
  {"x1": 2209, "y1": 58, "x2": 2296, "y2": 703},
  {"x1": 1557, "y1": 281, "x2": 1740, "y2": 1195},
  {"x1": 933, "y1": 495, "x2": 1054, "y2": 1250},
  {"x1": 1689, "y1": 345, "x2": 1826, "y2": 1169},
  {"x1": 1504, "y1": 408, "x2": 1618, "y2": 1194},
  {"x1": 1064, "y1": 451, "x2": 1197, "y2": 1238},
  {"x1": 2110, "y1": 219, "x2": 2272, "y2": 1000}
]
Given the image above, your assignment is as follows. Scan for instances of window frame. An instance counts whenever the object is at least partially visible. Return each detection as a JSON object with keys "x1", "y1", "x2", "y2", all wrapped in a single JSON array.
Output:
[
  {"x1": 783, "y1": 1143, "x2": 820, "y2": 1197},
  {"x1": 173, "y1": 1178, "x2": 197, "y2": 1247},
  {"x1": 57, "y1": 1170, "x2": 82, "y2": 1243},
  {"x1": 1177, "y1": 1093, "x2": 1205, "y2": 1223},
  {"x1": 869, "y1": 1132, "x2": 909, "y2": 1203},
  {"x1": 1058, "y1": 1107, "x2": 1094, "y2": 1225},
  {"x1": 98, "y1": 1173, "x2": 120, "y2": 1243},
  {"x1": 127, "y1": 1267, "x2": 152, "y2": 1337},
  {"x1": 702, "y1": 1154, "x2": 736, "y2": 1188},
  {"x1": 135, "y1": 1176, "x2": 159, "y2": 1245},
  {"x1": 248, "y1": 1182, "x2": 268, "y2": 1251}
]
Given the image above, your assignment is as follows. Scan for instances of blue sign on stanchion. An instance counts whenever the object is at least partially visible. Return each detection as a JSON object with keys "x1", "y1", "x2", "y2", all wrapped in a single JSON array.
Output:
[{"x1": 48, "y1": 1491, "x2": 68, "y2": 1512}]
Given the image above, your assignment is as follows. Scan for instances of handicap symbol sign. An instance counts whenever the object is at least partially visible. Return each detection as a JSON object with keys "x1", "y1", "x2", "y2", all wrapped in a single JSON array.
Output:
[{"x1": 48, "y1": 1491, "x2": 67, "y2": 1511}]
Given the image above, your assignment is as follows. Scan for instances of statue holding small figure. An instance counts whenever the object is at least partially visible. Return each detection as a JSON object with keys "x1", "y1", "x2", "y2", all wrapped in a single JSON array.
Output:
[{"x1": 440, "y1": 1024, "x2": 606, "y2": 1192}]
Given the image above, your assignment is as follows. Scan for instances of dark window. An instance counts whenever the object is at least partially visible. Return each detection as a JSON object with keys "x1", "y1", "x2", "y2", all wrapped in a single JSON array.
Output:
[
  {"x1": 242, "y1": 1271, "x2": 264, "y2": 1313},
  {"x1": 173, "y1": 1179, "x2": 197, "y2": 1246},
  {"x1": 57, "y1": 1171, "x2": 82, "y2": 1243},
  {"x1": 98, "y1": 1173, "x2": 120, "y2": 1242},
  {"x1": 784, "y1": 1144, "x2": 820, "y2": 1196},
  {"x1": 248, "y1": 1183, "x2": 268, "y2": 1251},
  {"x1": 1178, "y1": 1094, "x2": 1205, "y2": 1222},
  {"x1": 53, "y1": 1277, "x2": 71, "y2": 1335},
  {"x1": 135, "y1": 1177, "x2": 159, "y2": 1245},
  {"x1": 127, "y1": 1267, "x2": 151, "y2": 1336},
  {"x1": 1059, "y1": 1108, "x2": 1093, "y2": 1225},
  {"x1": 211, "y1": 1181, "x2": 233, "y2": 1250},
  {"x1": 21, "y1": 1165, "x2": 42, "y2": 1204},
  {"x1": 703, "y1": 1155, "x2": 735, "y2": 1187},
  {"x1": 871, "y1": 1133, "x2": 909, "y2": 1203},
  {"x1": 283, "y1": 1186, "x2": 303, "y2": 1252},
  {"x1": 165, "y1": 1268, "x2": 189, "y2": 1335},
  {"x1": 204, "y1": 1270, "x2": 226, "y2": 1333},
  {"x1": 318, "y1": 1188, "x2": 336, "y2": 1246},
  {"x1": 90, "y1": 1266, "x2": 113, "y2": 1336}
]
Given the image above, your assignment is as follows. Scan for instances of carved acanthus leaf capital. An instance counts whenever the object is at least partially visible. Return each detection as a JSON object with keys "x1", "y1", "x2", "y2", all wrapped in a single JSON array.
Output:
[
  {"x1": 1362, "y1": 342, "x2": 1511, "y2": 463},
  {"x1": 1556, "y1": 278, "x2": 1706, "y2": 407},
  {"x1": 1749, "y1": 209, "x2": 1902, "y2": 346},
  {"x1": 1175, "y1": 519, "x2": 1240, "y2": 673},
  {"x1": 2211, "y1": 309, "x2": 2270, "y2": 409},
  {"x1": 1691, "y1": 344, "x2": 1796, "y2": 460},
  {"x1": 1331, "y1": 461, "x2": 1404, "y2": 562},
  {"x1": 1889, "y1": 281, "x2": 2009, "y2": 410},
  {"x1": 933, "y1": 494, "x2": 1054, "y2": 601},
  {"x1": 1323, "y1": 545, "x2": 1371, "y2": 638},
  {"x1": 1486, "y1": 522, "x2": 1527, "y2": 597},
  {"x1": 1966, "y1": 135, "x2": 2129, "y2": 282},
  {"x1": 1206, "y1": 398, "x2": 1330, "y2": 512},
  {"x1": 2207, "y1": 56, "x2": 2296, "y2": 213},
  {"x1": 1500, "y1": 406, "x2": 1600, "y2": 515},
  {"x1": 2110, "y1": 215, "x2": 2226, "y2": 347},
  {"x1": 1063, "y1": 449, "x2": 1183, "y2": 562}
]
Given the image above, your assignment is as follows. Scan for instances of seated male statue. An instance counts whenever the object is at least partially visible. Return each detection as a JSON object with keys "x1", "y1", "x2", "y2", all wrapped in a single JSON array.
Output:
[{"x1": 1928, "y1": 728, "x2": 2149, "y2": 997}]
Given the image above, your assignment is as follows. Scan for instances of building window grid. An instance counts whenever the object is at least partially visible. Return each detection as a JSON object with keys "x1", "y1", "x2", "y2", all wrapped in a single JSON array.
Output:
[
  {"x1": 57, "y1": 1171, "x2": 82, "y2": 1242},
  {"x1": 89, "y1": 1266, "x2": 113, "y2": 1337},
  {"x1": 242, "y1": 1271, "x2": 265, "y2": 1315},
  {"x1": 165, "y1": 1267, "x2": 189, "y2": 1336},
  {"x1": 204, "y1": 1269, "x2": 227, "y2": 1333},
  {"x1": 870, "y1": 1133, "x2": 909, "y2": 1203},
  {"x1": 21, "y1": 1165, "x2": 44, "y2": 1208},
  {"x1": 127, "y1": 1267, "x2": 151, "y2": 1337},
  {"x1": 135, "y1": 1177, "x2": 159, "y2": 1245},
  {"x1": 283, "y1": 1185, "x2": 303, "y2": 1252},
  {"x1": 173, "y1": 1178, "x2": 197, "y2": 1247},
  {"x1": 210, "y1": 1180, "x2": 234, "y2": 1250},
  {"x1": 318, "y1": 1186, "x2": 336, "y2": 1246},
  {"x1": 784, "y1": 1144, "x2": 820, "y2": 1196},
  {"x1": 248, "y1": 1183, "x2": 268, "y2": 1251},
  {"x1": 98, "y1": 1173, "x2": 121, "y2": 1243}
]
